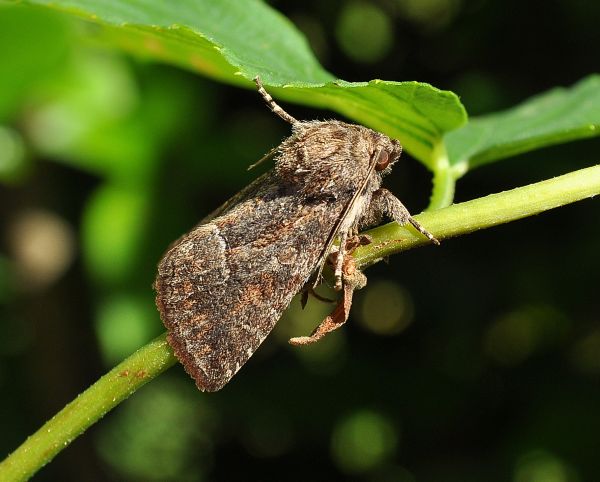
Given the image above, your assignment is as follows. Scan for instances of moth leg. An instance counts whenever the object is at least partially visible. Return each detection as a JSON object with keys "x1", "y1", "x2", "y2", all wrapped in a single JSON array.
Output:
[
  {"x1": 289, "y1": 259, "x2": 366, "y2": 346},
  {"x1": 324, "y1": 233, "x2": 369, "y2": 294},
  {"x1": 359, "y1": 188, "x2": 440, "y2": 245},
  {"x1": 333, "y1": 231, "x2": 349, "y2": 291},
  {"x1": 345, "y1": 233, "x2": 372, "y2": 252},
  {"x1": 300, "y1": 286, "x2": 335, "y2": 309},
  {"x1": 308, "y1": 288, "x2": 335, "y2": 303}
]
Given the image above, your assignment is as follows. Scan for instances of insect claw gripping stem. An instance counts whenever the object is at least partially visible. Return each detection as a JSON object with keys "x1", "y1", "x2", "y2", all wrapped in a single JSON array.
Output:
[
  {"x1": 253, "y1": 76, "x2": 298, "y2": 125},
  {"x1": 409, "y1": 218, "x2": 440, "y2": 245}
]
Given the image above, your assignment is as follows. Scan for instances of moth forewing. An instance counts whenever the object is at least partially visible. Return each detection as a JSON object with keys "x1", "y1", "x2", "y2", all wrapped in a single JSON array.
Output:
[{"x1": 155, "y1": 173, "x2": 348, "y2": 391}]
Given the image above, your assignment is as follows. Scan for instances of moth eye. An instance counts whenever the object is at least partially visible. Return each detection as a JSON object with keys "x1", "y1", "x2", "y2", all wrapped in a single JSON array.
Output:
[{"x1": 374, "y1": 150, "x2": 390, "y2": 171}]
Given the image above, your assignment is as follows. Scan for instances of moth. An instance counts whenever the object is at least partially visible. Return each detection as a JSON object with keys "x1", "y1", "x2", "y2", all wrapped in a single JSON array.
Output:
[{"x1": 155, "y1": 77, "x2": 438, "y2": 392}]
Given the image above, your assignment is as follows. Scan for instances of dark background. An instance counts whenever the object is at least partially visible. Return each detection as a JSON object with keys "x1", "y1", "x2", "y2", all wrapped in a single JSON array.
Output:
[{"x1": 1, "y1": 0, "x2": 599, "y2": 480}]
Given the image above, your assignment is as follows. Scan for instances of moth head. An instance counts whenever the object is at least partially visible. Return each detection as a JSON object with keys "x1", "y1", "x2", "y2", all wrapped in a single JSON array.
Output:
[{"x1": 373, "y1": 137, "x2": 402, "y2": 175}]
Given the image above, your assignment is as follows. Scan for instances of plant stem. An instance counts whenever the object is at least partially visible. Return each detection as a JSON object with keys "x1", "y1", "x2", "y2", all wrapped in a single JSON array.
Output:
[
  {"x1": 0, "y1": 334, "x2": 176, "y2": 482},
  {"x1": 1, "y1": 164, "x2": 599, "y2": 481},
  {"x1": 427, "y1": 140, "x2": 456, "y2": 210},
  {"x1": 428, "y1": 166, "x2": 456, "y2": 211},
  {"x1": 355, "y1": 164, "x2": 600, "y2": 268}
]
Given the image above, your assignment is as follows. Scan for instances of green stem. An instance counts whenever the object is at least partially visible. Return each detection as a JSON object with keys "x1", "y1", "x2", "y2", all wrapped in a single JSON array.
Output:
[
  {"x1": 355, "y1": 164, "x2": 600, "y2": 268},
  {"x1": 428, "y1": 166, "x2": 456, "y2": 210},
  {"x1": 427, "y1": 140, "x2": 456, "y2": 210},
  {"x1": 1, "y1": 164, "x2": 599, "y2": 481},
  {"x1": 0, "y1": 334, "x2": 176, "y2": 482}
]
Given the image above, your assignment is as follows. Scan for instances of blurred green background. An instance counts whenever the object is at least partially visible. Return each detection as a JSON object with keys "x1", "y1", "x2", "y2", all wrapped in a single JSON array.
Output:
[{"x1": 1, "y1": 0, "x2": 599, "y2": 481}]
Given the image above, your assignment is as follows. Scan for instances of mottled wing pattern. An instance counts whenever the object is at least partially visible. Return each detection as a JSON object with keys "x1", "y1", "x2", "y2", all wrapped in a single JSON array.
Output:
[{"x1": 155, "y1": 172, "x2": 346, "y2": 391}]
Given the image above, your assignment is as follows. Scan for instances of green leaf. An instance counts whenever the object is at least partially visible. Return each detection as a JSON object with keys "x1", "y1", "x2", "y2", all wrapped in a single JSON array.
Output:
[
  {"x1": 276, "y1": 80, "x2": 466, "y2": 169},
  {"x1": 446, "y1": 74, "x2": 600, "y2": 175},
  {"x1": 20, "y1": 0, "x2": 467, "y2": 166},
  {"x1": 25, "y1": 0, "x2": 333, "y2": 85},
  {"x1": 0, "y1": 4, "x2": 70, "y2": 120}
]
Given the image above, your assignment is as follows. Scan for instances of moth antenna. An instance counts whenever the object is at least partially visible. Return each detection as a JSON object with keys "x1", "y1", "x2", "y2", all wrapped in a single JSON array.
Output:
[
  {"x1": 247, "y1": 145, "x2": 278, "y2": 171},
  {"x1": 254, "y1": 76, "x2": 298, "y2": 125}
]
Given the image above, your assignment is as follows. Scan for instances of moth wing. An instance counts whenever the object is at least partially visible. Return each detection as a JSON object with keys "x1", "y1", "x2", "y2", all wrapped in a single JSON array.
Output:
[{"x1": 155, "y1": 196, "x2": 330, "y2": 392}]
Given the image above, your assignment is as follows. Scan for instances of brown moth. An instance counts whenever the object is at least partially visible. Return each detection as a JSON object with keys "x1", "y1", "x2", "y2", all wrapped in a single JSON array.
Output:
[{"x1": 155, "y1": 77, "x2": 438, "y2": 392}]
